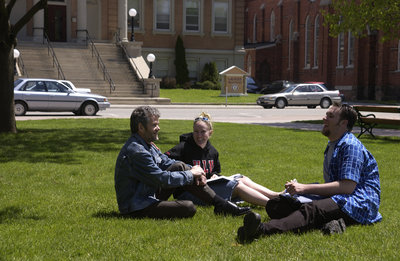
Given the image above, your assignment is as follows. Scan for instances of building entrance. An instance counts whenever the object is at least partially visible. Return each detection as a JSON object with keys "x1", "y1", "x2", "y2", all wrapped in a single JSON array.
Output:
[{"x1": 47, "y1": 5, "x2": 67, "y2": 42}]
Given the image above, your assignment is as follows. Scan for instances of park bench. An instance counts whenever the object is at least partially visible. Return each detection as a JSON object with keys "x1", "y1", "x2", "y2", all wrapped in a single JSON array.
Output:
[{"x1": 353, "y1": 105, "x2": 400, "y2": 138}]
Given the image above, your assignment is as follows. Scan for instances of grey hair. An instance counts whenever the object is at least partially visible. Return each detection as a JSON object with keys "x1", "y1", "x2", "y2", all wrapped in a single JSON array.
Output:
[{"x1": 130, "y1": 106, "x2": 160, "y2": 133}]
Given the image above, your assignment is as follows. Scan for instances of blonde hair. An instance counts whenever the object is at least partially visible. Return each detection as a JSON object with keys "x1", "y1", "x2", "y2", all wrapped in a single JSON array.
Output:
[{"x1": 194, "y1": 112, "x2": 213, "y2": 130}]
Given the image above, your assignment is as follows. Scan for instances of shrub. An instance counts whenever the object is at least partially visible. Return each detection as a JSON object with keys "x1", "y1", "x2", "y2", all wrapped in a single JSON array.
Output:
[
  {"x1": 194, "y1": 80, "x2": 221, "y2": 90},
  {"x1": 200, "y1": 62, "x2": 220, "y2": 84},
  {"x1": 174, "y1": 35, "x2": 190, "y2": 85},
  {"x1": 160, "y1": 77, "x2": 177, "y2": 89}
]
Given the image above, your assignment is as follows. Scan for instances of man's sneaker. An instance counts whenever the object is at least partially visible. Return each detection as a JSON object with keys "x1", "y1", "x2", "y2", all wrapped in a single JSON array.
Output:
[
  {"x1": 237, "y1": 212, "x2": 262, "y2": 244},
  {"x1": 321, "y1": 218, "x2": 346, "y2": 235},
  {"x1": 214, "y1": 201, "x2": 251, "y2": 216}
]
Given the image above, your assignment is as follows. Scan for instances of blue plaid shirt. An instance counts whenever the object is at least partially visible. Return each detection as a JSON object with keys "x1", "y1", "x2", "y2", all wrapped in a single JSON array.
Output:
[{"x1": 327, "y1": 132, "x2": 382, "y2": 224}]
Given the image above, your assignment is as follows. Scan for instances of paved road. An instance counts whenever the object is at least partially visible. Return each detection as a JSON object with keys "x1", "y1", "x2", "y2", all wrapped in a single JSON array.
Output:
[{"x1": 16, "y1": 104, "x2": 400, "y2": 137}]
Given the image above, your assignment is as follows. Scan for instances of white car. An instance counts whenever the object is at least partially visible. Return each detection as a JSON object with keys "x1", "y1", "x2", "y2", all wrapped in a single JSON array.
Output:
[
  {"x1": 60, "y1": 80, "x2": 91, "y2": 93},
  {"x1": 14, "y1": 78, "x2": 110, "y2": 116},
  {"x1": 257, "y1": 83, "x2": 343, "y2": 109}
]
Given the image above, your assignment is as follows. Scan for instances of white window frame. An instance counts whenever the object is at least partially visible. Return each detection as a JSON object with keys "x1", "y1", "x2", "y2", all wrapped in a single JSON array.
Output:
[
  {"x1": 212, "y1": 0, "x2": 232, "y2": 36},
  {"x1": 270, "y1": 10, "x2": 275, "y2": 41},
  {"x1": 313, "y1": 15, "x2": 320, "y2": 68},
  {"x1": 183, "y1": 0, "x2": 203, "y2": 33},
  {"x1": 154, "y1": 0, "x2": 174, "y2": 32}
]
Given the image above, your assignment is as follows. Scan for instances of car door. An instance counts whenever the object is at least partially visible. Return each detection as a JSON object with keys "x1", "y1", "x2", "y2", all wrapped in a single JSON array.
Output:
[
  {"x1": 46, "y1": 81, "x2": 80, "y2": 111},
  {"x1": 20, "y1": 81, "x2": 49, "y2": 110},
  {"x1": 291, "y1": 85, "x2": 310, "y2": 105},
  {"x1": 308, "y1": 85, "x2": 324, "y2": 104}
]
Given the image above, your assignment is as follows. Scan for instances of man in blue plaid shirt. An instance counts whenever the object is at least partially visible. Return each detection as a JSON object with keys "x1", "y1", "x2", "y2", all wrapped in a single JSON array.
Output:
[{"x1": 238, "y1": 102, "x2": 382, "y2": 243}]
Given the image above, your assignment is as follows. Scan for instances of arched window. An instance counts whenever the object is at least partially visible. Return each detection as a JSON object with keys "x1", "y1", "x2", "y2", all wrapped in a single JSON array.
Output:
[
  {"x1": 337, "y1": 32, "x2": 344, "y2": 67},
  {"x1": 253, "y1": 14, "x2": 257, "y2": 43},
  {"x1": 305, "y1": 15, "x2": 311, "y2": 68},
  {"x1": 348, "y1": 31, "x2": 355, "y2": 67},
  {"x1": 288, "y1": 19, "x2": 293, "y2": 69},
  {"x1": 270, "y1": 10, "x2": 275, "y2": 41},
  {"x1": 314, "y1": 15, "x2": 320, "y2": 68}
]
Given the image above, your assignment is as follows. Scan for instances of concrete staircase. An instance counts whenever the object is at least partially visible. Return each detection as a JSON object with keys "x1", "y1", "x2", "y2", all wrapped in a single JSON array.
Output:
[{"x1": 16, "y1": 41, "x2": 170, "y2": 105}]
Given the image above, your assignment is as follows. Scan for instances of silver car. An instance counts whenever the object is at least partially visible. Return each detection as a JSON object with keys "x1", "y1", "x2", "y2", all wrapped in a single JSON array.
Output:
[
  {"x1": 14, "y1": 78, "x2": 110, "y2": 116},
  {"x1": 256, "y1": 83, "x2": 342, "y2": 109}
]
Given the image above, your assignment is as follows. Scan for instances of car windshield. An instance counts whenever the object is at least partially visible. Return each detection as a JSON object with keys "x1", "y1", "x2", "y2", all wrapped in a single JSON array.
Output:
[
  {"x1": 279, "y1": 85, "x2": 296, "y2": 93},
  {"x1": 14, "y1": 79, "x2": 23, "y2": 87}
]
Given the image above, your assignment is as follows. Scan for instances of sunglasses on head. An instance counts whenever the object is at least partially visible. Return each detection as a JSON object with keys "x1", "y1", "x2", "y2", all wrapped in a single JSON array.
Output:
[{"x1": 194, "y1": 116, "x2": 209, "y2": 122}]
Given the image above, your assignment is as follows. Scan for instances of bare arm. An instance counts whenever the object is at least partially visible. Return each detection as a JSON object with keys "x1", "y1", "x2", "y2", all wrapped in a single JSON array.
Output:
[{"x1": 285, "y1": 179, "x2": 356, "y2": 197}]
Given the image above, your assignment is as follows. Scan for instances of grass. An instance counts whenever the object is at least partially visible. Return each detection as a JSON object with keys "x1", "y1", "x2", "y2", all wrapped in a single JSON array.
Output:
[
  {"x1": 1, "y1": 119, "x2": 400, "y2": 260},
  {"x1": 160, "y1": 88, "x2": 262, "y2": 104}
]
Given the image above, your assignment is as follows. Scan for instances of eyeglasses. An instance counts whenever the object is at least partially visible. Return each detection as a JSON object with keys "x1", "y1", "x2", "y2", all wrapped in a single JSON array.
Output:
[{"x1": 194, "y1": 116, "x2": 209, "y2": 122}]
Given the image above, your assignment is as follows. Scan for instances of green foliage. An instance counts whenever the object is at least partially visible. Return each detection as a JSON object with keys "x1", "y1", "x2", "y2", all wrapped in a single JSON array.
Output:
[
  {"x1": 174, "y1": 35, "x2": 190, "y2": 85},
  {"x1": 193, "y1": 80, "x2": 221, "y2": 90},
  {"x1": 160, "y1": 77, "x2": 177, "y2": 89},
  {"x1": 1, "y1": 119, "x2": 399, "y2": 260},
  {"x1": 322, "y1": 0, "x2": 400, "y2": 41},
  {"x1": 200, "y1": 62, "x2": 220, "y2": 84}
]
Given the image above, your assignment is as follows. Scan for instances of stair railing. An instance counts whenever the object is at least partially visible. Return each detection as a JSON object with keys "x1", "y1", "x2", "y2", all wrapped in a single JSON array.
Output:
[
  {"x1": 114, "y1": 30, "x2": 145, "y2": 94},
  {"x1": 77, "y1": 29, "x2": 116, "y2": 93},
  {"x1": 43, "y1": 31, "x2": 66, "y2": 80}
]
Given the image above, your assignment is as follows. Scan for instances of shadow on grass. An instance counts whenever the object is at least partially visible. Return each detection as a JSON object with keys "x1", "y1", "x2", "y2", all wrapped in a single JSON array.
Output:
[
  {"x1": 0, "y1": 127, "x2": 130, "y2": 164},
  {"x1": 92, "y1": 210, "x2": 123, "y2": 219},
  {"x1": 0, "y1": 206, "x2": 45, "y2": 224}
]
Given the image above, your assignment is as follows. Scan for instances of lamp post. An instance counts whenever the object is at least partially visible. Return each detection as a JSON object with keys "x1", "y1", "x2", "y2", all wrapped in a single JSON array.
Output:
[
  {"x1": 13, "y1": 49, "x2": 20, "y2": 76},
  {"x1": 146, "y1": 53, "x2": 156, "y2": 78},
  {"x1": 129, "y1": 8, "x2": 137, "y2": 41}
]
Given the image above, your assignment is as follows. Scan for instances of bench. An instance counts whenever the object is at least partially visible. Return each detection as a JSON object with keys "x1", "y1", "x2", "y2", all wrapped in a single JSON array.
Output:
[{"x1": 353, "y1": 105, "x2": 400, "y2": 138}]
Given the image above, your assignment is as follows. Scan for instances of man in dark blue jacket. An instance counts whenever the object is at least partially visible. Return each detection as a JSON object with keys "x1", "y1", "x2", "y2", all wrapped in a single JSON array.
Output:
[{"x1": 115, "y1": 106, "x2": 250, "y2": 219}]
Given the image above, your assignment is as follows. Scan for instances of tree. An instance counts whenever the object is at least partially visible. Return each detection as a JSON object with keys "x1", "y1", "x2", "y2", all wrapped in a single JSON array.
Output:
[
  {"x1": 174, "y1": 35, "x2": 189, "y2": 86},
  {"x1": 0, "y1": 0, "x2": 48, "y2": 133},
  {"x1": 322, "y1": 0, "x2": 400, "y2": 41}
]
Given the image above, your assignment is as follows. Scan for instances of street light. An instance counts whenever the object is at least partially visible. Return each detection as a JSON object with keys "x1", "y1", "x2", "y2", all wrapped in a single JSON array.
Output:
[
  {"x1": 146, "y1": 53, "x2": 156, "y2": 78},
  {"x1": 129, "y1": 8, "x2": 137, "y2": 41},
  {"x1": 13, "y1": 49, "x2": 20, "y2": 76}
]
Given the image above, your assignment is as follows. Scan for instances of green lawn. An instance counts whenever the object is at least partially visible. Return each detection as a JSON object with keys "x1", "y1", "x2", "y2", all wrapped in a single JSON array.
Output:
[
  {"x1": 1, "y1": 119, "x2": 399, "y2": 260},
  {"x1": 160, "y1": 88, "x2": 262, "y2": 104}
]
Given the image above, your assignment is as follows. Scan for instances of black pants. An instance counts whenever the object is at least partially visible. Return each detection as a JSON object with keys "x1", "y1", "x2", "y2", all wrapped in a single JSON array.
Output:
[
  {"x1": 128, "y1": 162, "x2": 216, "y2": 219},
  {"x1": 261, "y1": 197, "x2": 358, "y2": 235}
]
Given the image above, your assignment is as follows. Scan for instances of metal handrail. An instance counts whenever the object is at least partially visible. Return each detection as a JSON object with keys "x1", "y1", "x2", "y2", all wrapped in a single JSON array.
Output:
[
  {"x1": 114, "y1": 30, "x2": 145, "y2": 93},
  {"x1": 77, "y1": 29, "x2": 115, "y2": 93},
  {"x1": 43, "y1": 32, "x2": 65, "y2": 80}
]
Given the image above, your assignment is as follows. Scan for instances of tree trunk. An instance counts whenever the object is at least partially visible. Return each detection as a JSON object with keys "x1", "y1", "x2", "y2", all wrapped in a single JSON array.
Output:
[{"x1": 0, "y1": 45, "x2": 17, "y2": 133}]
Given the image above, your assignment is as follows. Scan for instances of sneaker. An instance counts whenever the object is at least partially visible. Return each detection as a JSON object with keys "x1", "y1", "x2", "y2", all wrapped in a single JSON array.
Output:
[
  {"x1": 321, "y1": 218, "x2": 346, "y2": 235},
  {"x1": 214, "y1": 201, "x2": 251, "y2": 216},
  {"x1": 237, "y1": 212, "x2": 262, "y2": 244}
]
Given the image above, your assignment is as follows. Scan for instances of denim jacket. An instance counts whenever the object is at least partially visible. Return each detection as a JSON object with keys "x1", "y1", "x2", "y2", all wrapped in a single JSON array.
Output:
[{"x1": 114, "y1": 133, "x2": 194, "y2": 214}]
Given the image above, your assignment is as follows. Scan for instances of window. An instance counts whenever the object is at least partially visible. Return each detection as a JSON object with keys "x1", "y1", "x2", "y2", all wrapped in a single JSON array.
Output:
[
  {"x1": 270, "y1": 10, "x2": 275, "y2": 41},
  {"x1": 187, "y1": 59, "x2": 199, "y2": 79},
  {"x1": 288, "y1": 19, "x2": 293, "y2": 69},
  {"x1": 314, "y1": 15, "x2": 320, "y2": 68},
  {"x1": 184, "y1": 0, "x2": 200, "y2": 32},
  {"x1": 128, "y1": 0, "x2": 142, "y2": 30},
  {"x1": 305, "y1": 15, "x2": 311, "y2": 68},
  {"x1": 247, "y1": 55, "x2": 252, "y2": 75},
  {"x1": 252, "y1": 14, "x2": 257, "y2": 43},
  {"x1": 398, "y1": 41, "x2": 400, "y2": 71},
  {"x1": 348, "y1": 31, "x2": 355, "y2": 67},
  {"x1": 212, "y1": 0, "x2": 230, "y2": 34},
  {"x1": 155, "y1": 0, "x2": 171, "y2": 31},
  {"x1": 337, "y1": 32, "x2": 344, "y2": 67}
]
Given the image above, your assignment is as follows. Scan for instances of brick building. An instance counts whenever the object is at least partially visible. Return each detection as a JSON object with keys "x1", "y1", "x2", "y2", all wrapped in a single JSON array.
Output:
[
  {"x1": 244, "y1": 0, "x2": 400, "y2": 101},
  {"x1": 11, "y1": 0, "x2": 245, "y2": 82}
]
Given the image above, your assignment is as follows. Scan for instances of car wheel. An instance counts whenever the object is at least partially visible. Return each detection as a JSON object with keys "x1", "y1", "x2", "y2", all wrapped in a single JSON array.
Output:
[
  {"x1": 15, "y1": 101, "x2": 27, "y2": 116},
  {"x1": 320, "y1": 98, "x2": 331, "y2": 109},
  {"x1": 275, "y1": 98, "x2": 286, "y2": 109},
  {"x1": 81, "y1": 102, "x2": 98, "y2": 116},
  {"x1": 307, "y1": 106, "x2": 316, "y2": 109}
]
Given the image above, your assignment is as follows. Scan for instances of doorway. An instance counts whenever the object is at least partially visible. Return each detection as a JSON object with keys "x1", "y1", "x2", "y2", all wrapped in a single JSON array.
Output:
[{"x1": 47, "y1": 5, "x2": 67, "y2": 42}]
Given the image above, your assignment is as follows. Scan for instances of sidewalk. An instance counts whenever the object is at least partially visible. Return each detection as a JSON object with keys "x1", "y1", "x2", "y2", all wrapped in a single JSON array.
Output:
[{"x1": 263, "y1": 122, "x2": 400, "y2": 137}]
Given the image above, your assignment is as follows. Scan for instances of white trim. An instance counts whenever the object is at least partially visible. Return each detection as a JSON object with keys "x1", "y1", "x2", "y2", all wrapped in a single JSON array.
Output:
[
  {"x1": 211, "y1": 0, "x2": 232, "y2": 36},
  {"x1": 183, "y1": 0, "x2": 203, "y2": 34},
  {"x1": 153, "y1": 0, "x2": 174, "y2": 32}
]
